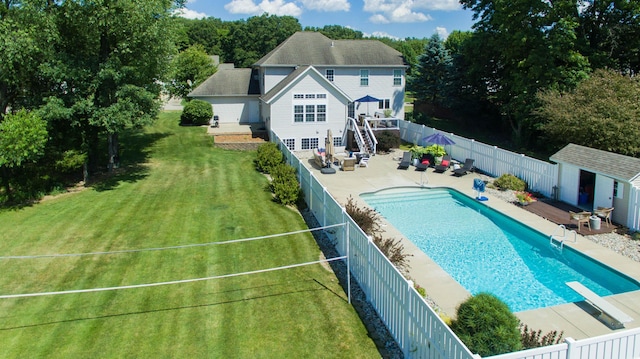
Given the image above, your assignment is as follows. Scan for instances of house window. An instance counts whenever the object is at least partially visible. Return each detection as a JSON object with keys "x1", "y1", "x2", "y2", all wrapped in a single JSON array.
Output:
[
  {"x1": 283, "y1": 138, "x2": 295, "y2": 150},
  {"x1": 360, "y1": 69, "x2": 369, "y2": 86},
  {"x1": 393, "y1": 69, "x2": 402, "y2": 86},
  {"x1": 305, "y1": 94, "x2": 316, "y2": 99},
  {"x1": 294, "y1": 105, "x2": 304, "y2": 122},
  {"x1": 348, "y1": 103, "x2": 355, "y2": 118},
  {"x1": 378, "y1": 99, "x2": 390, "y2": 109},
  {"x1": 294, "y1": 94, "x2": 304, "y2": 99},
  {"x1": 301, "y1": 138, "x2": 319, "y2": 150},
  {"x1": 333, "y1": 137, "x2": 342, "y2": 147},
  {"x1": 317, "y1": 94, "x2": 326, "y2": 99},
  {"x1": 317, "y1": 105, "x2": 326, "y2": 122},
  {"x1": 306, "y1": 105, "x2": 315, "y2": 122},
  {"x1": 326, "y1": 69, "x2": 334, "y2": 82}
]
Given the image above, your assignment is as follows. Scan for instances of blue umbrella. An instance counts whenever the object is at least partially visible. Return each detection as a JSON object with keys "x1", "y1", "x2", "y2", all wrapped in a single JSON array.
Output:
[
  {"x1": 422, "y1": 132, "x2": 456, "y2": 146},
  {"x1": 355, "y1": 95, "x2": 380, "y2": 115}
]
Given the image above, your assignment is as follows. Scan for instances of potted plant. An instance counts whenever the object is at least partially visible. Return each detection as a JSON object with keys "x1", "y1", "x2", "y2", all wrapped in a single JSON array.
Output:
[
  {"x1": 410, "y1": 145, "x2": 426, "y2": 165},
  {"x1": 425, "y1": 144, "x2": 446, "y2": 163}
]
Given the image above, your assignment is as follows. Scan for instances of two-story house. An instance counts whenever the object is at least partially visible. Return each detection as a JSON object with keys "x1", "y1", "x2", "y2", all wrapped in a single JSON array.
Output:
[{"x1": 189, "y1": 31, "x2": 408, "y2": 151}]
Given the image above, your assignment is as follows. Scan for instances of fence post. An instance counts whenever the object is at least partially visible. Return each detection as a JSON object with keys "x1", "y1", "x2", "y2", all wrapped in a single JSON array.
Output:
[
  {"x1": 403, "y1": 280, "x2": 413, "y2": 358},
  {"x1": 565, "y1": 337, "x2": 577, "y2": 359},
  {"x1": 366, "y1": 235, "x2": 373, "y2": 301}
]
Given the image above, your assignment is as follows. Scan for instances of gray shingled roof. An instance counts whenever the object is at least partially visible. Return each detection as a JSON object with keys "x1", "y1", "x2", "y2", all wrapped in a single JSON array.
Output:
[
  {"x1": 254, "y1": 31, "x2": 407, "y2": 67},
  {"x1": 550, "y1": 143, "x2": 640, "y2": 182},
  {"x1": 188, "y1": 68, "x2": 259, "y2": 97}
]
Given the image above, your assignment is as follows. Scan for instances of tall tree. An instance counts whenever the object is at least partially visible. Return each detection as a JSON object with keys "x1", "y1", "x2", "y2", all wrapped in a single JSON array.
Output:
[
  {"x1": 44, "y1": 0, "x2": 184, "y2": 179},
  {"x1": 0, "y1": 0, "x2": 56, "y2": 117},
  {"x1": 407, "y1": 34, "x2": 453, "y2": 106},
  {"x1": 537, "y1": 69, "x2": 640, "y2": 156},
  {"x1": 577, "y1": 0, "x2": 640, "y2": 74},
  {"x1": 166, "y1": 44, "x2": 217, "y2": 99},
  {"x1": 459, "y1": 0, "x2": 590, "y2": 145}
]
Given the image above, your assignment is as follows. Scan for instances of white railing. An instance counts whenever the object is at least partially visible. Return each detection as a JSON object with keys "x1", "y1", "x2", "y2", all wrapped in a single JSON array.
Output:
[
  {"x1": 346, "y1": 117, "x2": 368, "y2": 154},
  {"x1": 362, "y1": 120, "x2": 377, "y2": 154},
  {"x1": 270, "y1": 128, "x2": 640, "y2": 358},
  {"x1": 399, "y1": 121, "x2": 558, "y2": 198}
]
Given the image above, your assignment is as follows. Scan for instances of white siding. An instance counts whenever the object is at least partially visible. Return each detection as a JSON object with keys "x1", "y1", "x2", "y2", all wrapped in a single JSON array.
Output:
[
  {"x1": 269, "y1": 71, "x2": 348, "y2": 151},
  {"x1": 203, "y1": 97, "x2": 260, "y2": 123},
  {"x1": 264, "y1": 67, "x2": 296, "y2": 94}
]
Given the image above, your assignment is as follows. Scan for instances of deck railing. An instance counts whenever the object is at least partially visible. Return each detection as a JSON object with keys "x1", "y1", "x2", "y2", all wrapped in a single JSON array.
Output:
[{"x1": 269, "y1": 128, "x2": 640, "y2": 358}]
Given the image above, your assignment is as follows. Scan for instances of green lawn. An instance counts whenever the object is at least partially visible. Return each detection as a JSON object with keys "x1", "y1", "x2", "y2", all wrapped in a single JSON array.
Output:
[{"x1": 0, "y1": 112, "x2": 380, "y2": 358}]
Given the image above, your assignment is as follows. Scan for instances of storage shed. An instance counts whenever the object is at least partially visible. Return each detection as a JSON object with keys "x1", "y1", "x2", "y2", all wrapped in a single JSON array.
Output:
[{"x1": 550, "y1": 143, "x2": 640, "y2": 230}]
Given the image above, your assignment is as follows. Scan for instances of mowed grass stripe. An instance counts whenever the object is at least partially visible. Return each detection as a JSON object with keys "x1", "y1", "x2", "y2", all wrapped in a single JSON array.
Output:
[{"x1": 0, "y1": 112, "x2": 380, "y2": 358}]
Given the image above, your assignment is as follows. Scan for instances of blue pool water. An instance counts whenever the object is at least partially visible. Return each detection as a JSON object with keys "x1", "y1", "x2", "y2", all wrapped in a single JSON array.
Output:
[{"x1": 361, "y1": 187, "x2": 640, "y2": 312}]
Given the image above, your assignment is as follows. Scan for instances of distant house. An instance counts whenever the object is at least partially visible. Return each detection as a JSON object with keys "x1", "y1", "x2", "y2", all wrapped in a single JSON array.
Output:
[
  {"x1": 550, "y1": 143, "x2": 640, "y2": 228},
  {"x1": 189, "y1": 31, "x2": 408, "y2": 151}
]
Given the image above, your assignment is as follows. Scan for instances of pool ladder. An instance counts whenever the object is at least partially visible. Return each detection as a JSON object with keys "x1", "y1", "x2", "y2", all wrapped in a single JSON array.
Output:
[{"x1": 549, "y1": 225, "x2": 577, "y2": 251}]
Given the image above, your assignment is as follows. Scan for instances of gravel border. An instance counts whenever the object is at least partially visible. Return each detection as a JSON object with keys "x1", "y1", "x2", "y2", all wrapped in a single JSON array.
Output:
[{"x1": 300, "y1": 207, "x2": 404, "y2": 359}]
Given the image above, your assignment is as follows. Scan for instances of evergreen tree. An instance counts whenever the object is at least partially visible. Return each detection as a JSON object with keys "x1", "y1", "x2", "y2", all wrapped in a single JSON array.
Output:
[{"x1": 407, "y1": 34, "x2": 453, "y2": 107}]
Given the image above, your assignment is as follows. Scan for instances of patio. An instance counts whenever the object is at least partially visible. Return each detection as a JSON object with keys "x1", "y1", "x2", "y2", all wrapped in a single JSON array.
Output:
[{"x1": 295, "y1": 148, "x2": 640, "y2": 340}]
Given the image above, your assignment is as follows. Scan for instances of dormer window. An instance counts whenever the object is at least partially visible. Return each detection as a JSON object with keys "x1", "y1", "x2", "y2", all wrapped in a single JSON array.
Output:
[
  {"x1": 326, "y1": 69, "x2": 334, "y2": 82},
  {"x1": 360, "y1": 69, "x2": 369, "y2": 86}
]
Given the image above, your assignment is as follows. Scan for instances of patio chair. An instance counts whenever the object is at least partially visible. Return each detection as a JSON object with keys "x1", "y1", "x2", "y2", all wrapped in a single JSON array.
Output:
[
  {"x1": 415, "y1": 154, "x2": 432, "y2": 171},
  {"x1": 569, "y1": 210, "x2": 591, "y2": 232},
  {"x1": 453, "y1": 158, "x2": 475, "y2": 177},
  {"x1": 358, "y1": 155, "x2": 369, "y2": 168},
  {"x1": 594, "y1": 207, "x2": 614, "y2": 227},
  {"x1": 398, "y1": 151, "x2": 411, "y2": 170},
  {"x1": 434, "y1": 155, "x2": 452, "y2": 173}
]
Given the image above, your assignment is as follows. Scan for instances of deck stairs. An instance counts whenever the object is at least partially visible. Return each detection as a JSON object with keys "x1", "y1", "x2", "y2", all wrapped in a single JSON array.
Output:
[
  {"x1": 345, "y1": 117, "x2": 377, "y2": 155},
  {"x1": 549, "y1": 224, "x2": 577, "y2": 250}
]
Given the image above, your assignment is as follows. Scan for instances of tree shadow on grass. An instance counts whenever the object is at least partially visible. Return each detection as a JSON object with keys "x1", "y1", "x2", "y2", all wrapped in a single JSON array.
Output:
[{"x1": 90, "y1": 131, "x2": 171, "y2": 192}]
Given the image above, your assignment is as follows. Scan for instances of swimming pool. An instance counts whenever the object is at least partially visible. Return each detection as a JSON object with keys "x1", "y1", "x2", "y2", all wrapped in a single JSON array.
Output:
[{"x1": 361, "y1": 187, "x2": 640, "y2": 312}]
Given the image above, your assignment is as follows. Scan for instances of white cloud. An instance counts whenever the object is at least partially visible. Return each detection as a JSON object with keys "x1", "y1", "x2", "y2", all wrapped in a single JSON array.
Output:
[
  {"x1": 174, "y1": 8, "x2": 208, "y2": 19},
  {"x1": 366, "y1": 31, "x2": 401, "y2": 40},
  {"x1": 299, "y1": 0, "x2": 350, "y2": 12},
  {"x1": 225, "y1": 0, "x2": 261, "y2": 14},
  {"x1": 413, "y1": 0, "x2": 461, "y2": 11},
  {"x1": 224, "y1": 0, "x2": 302, "y2": 16},
  {"x1": 369, "y1": 14, "x2": 390, "y2": 24},
  {"x1": 363, "y1": 0, "x2": 434, "y2": 24},
  {"x1": 435, "y1": 26, "x2": 448, "y2": 39}
]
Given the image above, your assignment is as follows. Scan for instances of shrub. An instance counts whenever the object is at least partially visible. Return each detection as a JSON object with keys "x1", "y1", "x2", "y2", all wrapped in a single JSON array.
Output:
[
  {"x1": 345, "y1": 196, "x2": 412, "y2": 274},
  {"x1": 345, "y1": 196, "x2": 381, "y2": 236},
  {"x1": 493, "y1": 174, "x2": 527, "y2": 191},
  {"x1": 520, "y1": 324, "x2": 564, "y2": 349},
  {"x1": 269, "y1": 163, "x2": 299, "y2": 206},
  {"x1": 180, "y1": 99, "x2": 212, "y2": 125},
  {"x1": 451, "y1": 293, "x2": 522, "y2": 356},
  {"x1": 256, "y1": 142, "x2": 283, "y2": 174},
  {"x1": 376, "y1": 131, "x2": 401, "y2": 153}
]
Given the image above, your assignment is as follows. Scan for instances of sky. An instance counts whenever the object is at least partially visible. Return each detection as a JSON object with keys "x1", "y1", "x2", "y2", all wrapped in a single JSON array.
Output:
[{"x1": 177, "y1": 0, "x2": 476, "y2": 40}]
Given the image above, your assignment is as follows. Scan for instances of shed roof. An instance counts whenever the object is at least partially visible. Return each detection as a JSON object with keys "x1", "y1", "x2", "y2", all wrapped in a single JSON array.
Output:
[
  {"x1": 254, "y1": 31, "x2": 407, "y2": 67},
  {"x1": 549, "y1": 143, "x2": 640, "y2": 182},
  {"x1": 188, "y1": 68, "x2": 260, "y2": 97}
]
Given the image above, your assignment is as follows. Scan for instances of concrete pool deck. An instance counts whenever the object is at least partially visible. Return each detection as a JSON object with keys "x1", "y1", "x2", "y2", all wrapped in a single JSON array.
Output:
[{"x1": 295, "y1": 149, "x2": 640, "y2": 340}]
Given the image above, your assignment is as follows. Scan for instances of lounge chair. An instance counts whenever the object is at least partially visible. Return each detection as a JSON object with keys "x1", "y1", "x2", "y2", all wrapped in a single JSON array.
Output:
[
  {"x1": 358, "y1": 155, "x2": 369, "y2": 167},
  {"x1": 453, "y1": 158, "x2": 474, "y2": 176},
  {"x1": 415, "y1": 154, "x2": 432, "y2": 171},
  {"x1": 594, "y1": 207, "x2": 614, "y2": 227},
  {"x1": 569, "y1": 210, "x2": 591, "y2": 232},
  {"x1": 398, "y1": 151, "x2": 411, "y2": 170},
  {"x1": 434, "y1": 155, "x2": 452, "y2": 173}
]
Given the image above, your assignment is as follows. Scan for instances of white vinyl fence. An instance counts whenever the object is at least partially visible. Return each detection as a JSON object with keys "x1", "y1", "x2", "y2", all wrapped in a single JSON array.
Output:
[
  {"x1": 399, "y1": 121, "x2": 558, "y2": 198},
  {"x1": 271, "y1": 130, "x2": 477, "y2": 359},
  {"x1": 270, "y1": 128, "x2": 640, "y2": 359}
]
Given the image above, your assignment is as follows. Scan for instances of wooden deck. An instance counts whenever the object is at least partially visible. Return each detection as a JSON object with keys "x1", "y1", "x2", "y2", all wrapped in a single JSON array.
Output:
[{"x1": 519, "y1": 198, "x2": 618, "y2": 235}]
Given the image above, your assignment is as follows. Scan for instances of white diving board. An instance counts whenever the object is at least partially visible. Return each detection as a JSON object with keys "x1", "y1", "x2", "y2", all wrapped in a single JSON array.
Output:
[{"x1": 566, "y1": 281, "x2": 634, "y2": 329}]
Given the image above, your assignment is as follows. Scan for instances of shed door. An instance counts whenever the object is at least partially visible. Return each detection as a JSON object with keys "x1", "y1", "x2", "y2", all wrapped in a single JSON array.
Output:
[{"x1": 594, "y1": 174, "x2": 614, "y2": 210}]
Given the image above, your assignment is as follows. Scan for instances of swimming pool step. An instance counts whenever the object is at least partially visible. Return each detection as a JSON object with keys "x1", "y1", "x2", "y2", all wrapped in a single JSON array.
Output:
[{"x1": 362, "y1": 190, "x2": 453, "y2": 205}]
